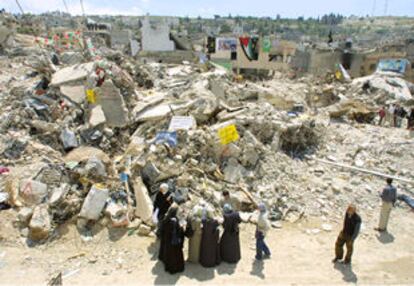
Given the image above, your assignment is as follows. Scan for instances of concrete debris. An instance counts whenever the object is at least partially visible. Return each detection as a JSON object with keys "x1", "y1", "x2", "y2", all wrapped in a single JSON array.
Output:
[
  {"x1": 19, "y1": 179, "x2": 48, "y2": 206},
  {"x1": 96, "y1": 80, "x2": 129, "y2": 127},
  {"x1": 60, "y1": 85, "x2": 85, "y2": 105},
  {"x1": 137, "y1": 224, "x2": 152, "y2": 236},
  {"x1": 17, "y1": 207, "x2": 34, "y2": 225},
  {"x1": 133, "y1": 177, "x2": 153, "y2": 225},
  {"x1": 50, "y1": 62, "x2": 95, "y2": 87},
  {"x1": 29, "y1": 204, "x2": 51, "y2": 241},
  {"x1": 0, "y1": 18, "x2": 413, "y2": 249},
  {"x1": 79, "y1": 185, "x2": 109, "y2": 221},
  {"x1": 89, "y1": 105, "x2": 107, "y2": 127}
]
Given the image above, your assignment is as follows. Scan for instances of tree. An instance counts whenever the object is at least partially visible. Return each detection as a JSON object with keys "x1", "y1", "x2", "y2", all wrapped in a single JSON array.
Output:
[{"x1": 220, "y1": 23, "x2": 232, "y2": 33}]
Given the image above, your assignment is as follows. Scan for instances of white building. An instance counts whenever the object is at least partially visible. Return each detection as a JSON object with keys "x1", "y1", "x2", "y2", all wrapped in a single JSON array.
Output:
[{"x1": 140, "y1": 17, "x2": 175, "y2": 52}]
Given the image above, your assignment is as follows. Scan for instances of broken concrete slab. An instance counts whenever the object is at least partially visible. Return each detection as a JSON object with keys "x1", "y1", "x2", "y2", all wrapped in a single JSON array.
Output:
[
  {"x1": 64, "y1": 147, "x2": 110, "y2": 164},
  {"x1": 49, "y1": 184, "x2": 69, "y2": 206},
  {"x1": 223, "y1": 158, "x2": 246, "y2": 183},
  {"x1": 136, "y1": 100, "x2": 194, "y2": 122},
  {"x1": 17, "y1": 207, "x2": 33, "y2": 225},
  {"x1": 29, "y1": 204, "x2": 51, "y2": 241},
  {"x1": 19, "y1": 179, "x2": 48, "y2": 206},
  {"x1": 50, "y1": 62, "x2": 95, "y2": 87},
  {"x1": 137, "y1": 224, "x2": 152, "y2": 236},
  {"x1": 133, "y1": 177, "x2": 153, "y2": 225},
  {"x1": 60, "y1": 85, "x2": 85, "y2": 105},
  {"x1": 96, "y1": 80, "x2": 128, "y2": 127},
  {"x1": 132, "y1": 93, "x2": 166, "y2": 117},
  {"x1": 89, "y1": 105, "x2": 106, "y2": 127},
  {"x1": 79, "y1": 184, "x2": 109, "y2": 221},
  {"x1": 60, "y1": 52, "x2": 84, "y2": 65}
]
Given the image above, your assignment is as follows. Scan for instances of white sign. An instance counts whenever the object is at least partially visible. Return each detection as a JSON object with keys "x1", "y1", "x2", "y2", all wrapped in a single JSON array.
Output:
[{"x1": 168, "y1": 116, "x2": 196, "y2": 131}]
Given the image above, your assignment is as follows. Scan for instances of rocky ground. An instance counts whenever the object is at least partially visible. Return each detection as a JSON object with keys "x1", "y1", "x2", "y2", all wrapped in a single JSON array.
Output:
[{"x1": 1, "y1": 207, "x2": 413, "y2": 285}]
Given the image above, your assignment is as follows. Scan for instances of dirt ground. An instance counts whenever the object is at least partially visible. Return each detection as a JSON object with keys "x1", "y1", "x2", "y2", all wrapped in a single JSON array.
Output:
[{"x1": 0, "y1": 205, "x2": 413, "y2": 285}]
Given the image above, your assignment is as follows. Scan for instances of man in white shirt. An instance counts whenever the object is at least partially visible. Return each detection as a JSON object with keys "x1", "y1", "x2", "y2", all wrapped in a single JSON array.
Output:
[{"x1": 255, "y1": 203, "x2": 271, "y2": 260}]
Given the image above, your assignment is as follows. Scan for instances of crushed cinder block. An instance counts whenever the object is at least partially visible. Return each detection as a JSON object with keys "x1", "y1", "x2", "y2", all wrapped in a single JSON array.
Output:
[
  {"x1": 79, "y1": 184, "x2": 109, "y2": 221},
  {"x1": 29, "y1": 204, "x2": 51, "y2": 241}
]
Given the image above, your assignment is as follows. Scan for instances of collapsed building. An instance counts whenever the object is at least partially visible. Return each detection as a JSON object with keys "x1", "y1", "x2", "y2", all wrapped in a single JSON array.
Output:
[{"x1": 0, "y1": 13, "x2": 413, "y2": 248}]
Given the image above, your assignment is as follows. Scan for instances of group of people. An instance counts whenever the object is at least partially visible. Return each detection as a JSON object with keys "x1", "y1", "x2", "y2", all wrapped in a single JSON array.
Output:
[
  {"x1": 153, "y1": 186, "x2": 271, "y2": 274},
  {"x1": 378, "y1": 104, "x2": 414, "y2": 129},
  {"x1": 152, "y1": 178, "x2": 397, "y2": 274},
  {"x1": 333, "y1": 178, "x2": 397, "y2": 264}
]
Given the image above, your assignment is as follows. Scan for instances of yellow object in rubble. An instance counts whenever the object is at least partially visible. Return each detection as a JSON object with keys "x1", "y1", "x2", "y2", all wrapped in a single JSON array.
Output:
[
  {"x1": 86, "y1": 89, "x2": 96, "y2": 103},
  {"x1": 218, "y1": 124, "x2": 240, "y2": 145},
  {"x1": 335, "y1": 70, "x2": 342, "y2": 80}
]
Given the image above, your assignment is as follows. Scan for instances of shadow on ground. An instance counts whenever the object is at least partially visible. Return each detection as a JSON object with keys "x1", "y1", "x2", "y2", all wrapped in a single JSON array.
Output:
[
  {"x1": 334, "y1": 262, "x2": 358, "y2": 283},
  {"x1": 376, "y1": 231, "x2": 395, "y2": 244}
]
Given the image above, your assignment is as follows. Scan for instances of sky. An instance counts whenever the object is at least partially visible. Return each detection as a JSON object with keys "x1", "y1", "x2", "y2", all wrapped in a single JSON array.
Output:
[{"x1": 3, "y1": 0, "x2": 414, "y2": 18}]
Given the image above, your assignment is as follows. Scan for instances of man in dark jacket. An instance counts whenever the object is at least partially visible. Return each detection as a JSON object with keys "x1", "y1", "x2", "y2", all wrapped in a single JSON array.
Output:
[{"x1": 332, "y1": 204, "x2": 361, "y2": 265}]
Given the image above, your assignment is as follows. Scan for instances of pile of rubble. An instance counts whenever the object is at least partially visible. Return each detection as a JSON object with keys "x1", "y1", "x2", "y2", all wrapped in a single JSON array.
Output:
[{"x1": 0, "y1": 28, "x2": 413, "y2": 245}]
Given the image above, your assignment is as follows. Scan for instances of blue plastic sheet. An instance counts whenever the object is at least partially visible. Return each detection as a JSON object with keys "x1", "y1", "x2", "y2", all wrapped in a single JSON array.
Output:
[{"x1": 155, "y1": 131, "x2": 177, "y2": 147}]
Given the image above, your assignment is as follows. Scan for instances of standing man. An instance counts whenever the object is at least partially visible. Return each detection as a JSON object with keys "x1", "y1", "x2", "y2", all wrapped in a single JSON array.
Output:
[
  {"x1": 332, "y1": 204, "x2": 361, "y2": 265},
  {"x1": 375, "y1": 178, "x2": 397, "y2": 232},
  {"x1": 153, "y1": 183, "x2": 173, "y2": 237},
  {"x1": 255, "y1": 203, "x2": 271, "y2": 260},
  {"x1": 219, "y1": 190, "x2": 241, "y2": 212},
  {"x1": 378, "y1": 106, "x2": 386, "y2": 126},
  {"x1": 388, "y1": 104, "x2": 396, "y2": 127}
]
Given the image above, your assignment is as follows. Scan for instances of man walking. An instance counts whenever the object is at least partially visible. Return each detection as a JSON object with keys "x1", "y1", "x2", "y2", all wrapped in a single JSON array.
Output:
[
  {"x1": 332, "y1": 204, "x2": 361, "y2": 265},
  {"x1": 255, "y1": 203, "x2": 271, "y2": 260},
  {"x1": 375, "y1": 178, "x2": 397, "y2": 232}
]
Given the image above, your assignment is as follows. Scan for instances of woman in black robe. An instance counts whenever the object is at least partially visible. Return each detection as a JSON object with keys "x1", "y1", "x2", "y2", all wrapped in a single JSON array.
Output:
[
  {"x1": 199, "y1": 217, "x2": 221, "y2": 267},
  {"x1": 158, "y1": 205, "x2": 185, "y2": 274},
  {"x1": 220, "y1": 203, "x2": 242, "y2": 264}
]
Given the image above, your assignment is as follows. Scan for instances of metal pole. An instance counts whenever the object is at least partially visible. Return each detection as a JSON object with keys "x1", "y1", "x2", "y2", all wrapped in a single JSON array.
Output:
[
  {"x1": 62, "y1": 0, "x2": 70, "y2": 14},
  {"x1": 80, "y1": 0, "x2": 85, "y2": 16},
  {"x1": 384, "y1": 0, "x2": 389, "y2": 16},
  {"x1": 371, "y1": 0, "x2": 377, "y2": 17},
  {"x1": 15, "y1": 0, "x2": 24, "y2": 14}
]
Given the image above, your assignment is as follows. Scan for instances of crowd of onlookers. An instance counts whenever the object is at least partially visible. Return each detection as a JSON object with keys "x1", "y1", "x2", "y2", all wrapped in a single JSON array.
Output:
[{"x1": 378, "y1": 104, "x2": 414, "y2": 129}]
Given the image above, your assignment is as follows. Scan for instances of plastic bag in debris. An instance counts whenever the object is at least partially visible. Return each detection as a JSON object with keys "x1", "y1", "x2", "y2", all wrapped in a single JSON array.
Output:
[
  {"x1": 24, "y1": 98, "x2": 49, "y2": 111},
  {"x1": 2, "y1": 139, "x2": 28, "y2": 159},
  {"x1": 60, "y1": 128, "x2": 79, "y2": 151},
  {"x1": 80, "y1": 129, "x2": 103, "y2": 145},
  {"x1": 154, "y1": 131, "x2": 177, "y2": 147}
]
